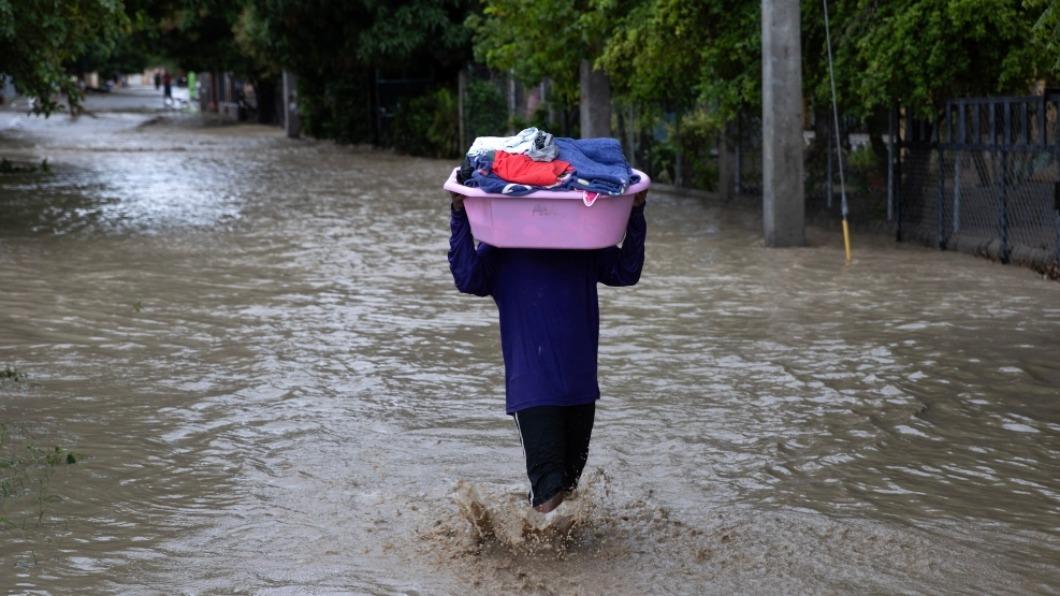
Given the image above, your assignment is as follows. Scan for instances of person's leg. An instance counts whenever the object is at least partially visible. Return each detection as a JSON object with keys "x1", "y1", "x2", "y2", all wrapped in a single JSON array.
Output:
[
  {"x1": 562, "y1": 402, "x2": 596, "y2": 492},
  {"x1": 513, "y1": 406, "x2": 567, "y2": 511}
]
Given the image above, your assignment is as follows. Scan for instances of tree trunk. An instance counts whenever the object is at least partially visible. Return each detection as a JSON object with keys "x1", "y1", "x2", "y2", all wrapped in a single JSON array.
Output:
[
  {"x1": 254, "y1": 77, "x2": 278, "y2": 125},
  {"x1": 579, "y1": 59, "x2": 611, "y2": 138}
]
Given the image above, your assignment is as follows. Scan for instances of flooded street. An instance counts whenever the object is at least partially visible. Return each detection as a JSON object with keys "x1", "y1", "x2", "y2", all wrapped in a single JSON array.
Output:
[{"x1": 1, "y1": 95, "x2": 1059, "y2": 594}]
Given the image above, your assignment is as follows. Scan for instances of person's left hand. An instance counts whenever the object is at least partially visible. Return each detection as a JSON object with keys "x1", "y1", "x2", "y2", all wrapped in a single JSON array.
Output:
[{"x1": 633, "y1": 190, "x2": 648, "y2": 207}]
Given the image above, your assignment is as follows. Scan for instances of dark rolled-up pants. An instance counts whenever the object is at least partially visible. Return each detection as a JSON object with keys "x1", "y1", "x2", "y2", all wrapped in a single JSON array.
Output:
[{"x1": 512, "y1": 402, "x2": 595, "y2": 507}]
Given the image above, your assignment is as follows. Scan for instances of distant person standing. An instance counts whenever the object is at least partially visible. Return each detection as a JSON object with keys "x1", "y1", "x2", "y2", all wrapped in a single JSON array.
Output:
[
  {"x1": 162, "y1": 71, "x2": 173, "y2": 106},
  {"x1": 154, "y1": 71, "x2": 161, "y2": 90}
]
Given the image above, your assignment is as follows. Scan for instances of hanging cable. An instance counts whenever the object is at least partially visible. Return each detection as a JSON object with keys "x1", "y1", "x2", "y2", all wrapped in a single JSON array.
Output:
[{"x1": 822, "y1": 0, "x2": 852, "y2": 263}]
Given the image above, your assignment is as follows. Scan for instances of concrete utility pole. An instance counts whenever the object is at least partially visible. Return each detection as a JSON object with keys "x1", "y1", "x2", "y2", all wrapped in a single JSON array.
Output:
[
  {"x1": 283, "y1": 70, "x2": 300, "y2": 139},
  {"x1": 761, "y1": 0, "x2": 806, "y2": 246},
  {"x1": 579, "y1": 59, "x2": 611, "y2": 138}
]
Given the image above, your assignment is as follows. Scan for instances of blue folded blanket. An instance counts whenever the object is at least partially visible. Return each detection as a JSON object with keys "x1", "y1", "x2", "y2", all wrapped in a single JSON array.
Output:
[{"x1": 555, "y1": 137, "x2": 639, "y2": 196}]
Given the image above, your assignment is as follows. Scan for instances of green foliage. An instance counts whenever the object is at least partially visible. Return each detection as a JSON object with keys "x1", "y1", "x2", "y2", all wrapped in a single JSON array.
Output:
[
  {"x1": 602, "y1": 1, "x2": 760, "y2": 121},
  {"x1": 391, "y1": 87, "x2": 460, "y2": 158},
  {"x1": 0, "y1": 159, "x2": 48, "y2": 175},
  {"x1": 806, "y1": 0, "x2": 1059, "y2": 118},
  {"x1": 0, "y1": 0, "x2": 128, "y2": 115},
  {"x1": 636, "y1": 109, "x2": 718, "y2": 189},
  {"x1": 71, "y1": 37, "x2": 145, "y2": 81},
  {"x1": 0, "y1": 0, "x2": 277, "y2": 113},
  {"x1": 645, "y1": 139, "x2": 676, "y2": 185},
  {"x1": 299, "y1": 77, "x2": 375, "y2": 144},
  {"x1": 473, "y1": 0, "x2": 760, "y2": 121},
  {"x1": 148, "y1": 1, "x2": 247, "y2": 74},
  {"x1": 847, "y1": 144, "x2": 878, "y2": 173},
  {"x1": 241, "y1": 1, "x2": 376, "y2": 139},
  {"x1": 600, "y1": 1, "x2": 698, "y2": 109},
  {"x1": 508, "y1": 103, "x2": 552, "y2": 135},
  {"x1": 468, "y1": 0, "x2": 595, "y2": 105},
  {"x1": 243, "y1": 0, "x2": 472, "y2": 142},
  {"x1": 695, "y1": 3, "x2": 762, "y2": 120},
  {"x1": 478, "y1": 0, "x2": 1057, "y2": 133},
  {"x1": 527, "y1": 104, "x2": 552, "y2": 130},
  {"x1": 1028, "y1": 0, "x2": 1060, "y2": 75},
  {"x1": 676, "y1": 109, "x2": 720, "y2": 190},
  {"x1": 233, "y1": 4, "x2": 280, "y2": 80},
  {"x1": 353, "y1": 0, "x2": 473, "y2": 68},
  {"x1": 84, "y1": 0, "x2": 281, "y2": 101},
  {"x1": 0, "y1": 365, "x2": 26, "y2": 381},
  {"x1": 464, "y1": 79, "x2": 508, "y2": 139},
  {"x1": 0, "y1": 423, "x2": 81, "y2": 524}
]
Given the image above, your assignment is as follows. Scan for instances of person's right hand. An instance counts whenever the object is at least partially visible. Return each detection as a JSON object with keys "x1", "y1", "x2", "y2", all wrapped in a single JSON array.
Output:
[{"x1": 450, "y1": 192, "x2": 464, "y2": 211}]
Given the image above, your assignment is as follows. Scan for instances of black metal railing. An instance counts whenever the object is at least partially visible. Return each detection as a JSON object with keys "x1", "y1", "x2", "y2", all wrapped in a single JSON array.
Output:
[{"x1": 898, "y1": 94, "x2": 1060, "y2": 271}]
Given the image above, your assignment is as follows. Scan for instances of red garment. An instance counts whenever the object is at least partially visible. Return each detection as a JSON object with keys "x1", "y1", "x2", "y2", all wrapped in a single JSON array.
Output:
[{"x1": 491, "y1": 150, "x2": 571, "y2": 186}]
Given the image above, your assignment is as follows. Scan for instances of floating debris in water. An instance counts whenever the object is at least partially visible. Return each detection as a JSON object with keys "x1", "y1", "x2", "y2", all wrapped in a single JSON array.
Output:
[
  {"x1": 0, "y1": 158, "x2": 50, "y2": 174},
  {"x1": 0, "y1": 366, "x2": 26, "y2": 382}
]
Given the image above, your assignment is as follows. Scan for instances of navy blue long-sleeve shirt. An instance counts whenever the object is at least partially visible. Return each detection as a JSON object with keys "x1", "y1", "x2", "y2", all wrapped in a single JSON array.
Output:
[{"x1": 449, "y1": 204, "x2": 646, "y2": 413}]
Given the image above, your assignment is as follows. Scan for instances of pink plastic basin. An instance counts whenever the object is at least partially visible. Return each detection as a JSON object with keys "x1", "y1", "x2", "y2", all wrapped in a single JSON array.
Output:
[{"x1": 443, "y1": 167, "x2": 651, "y2": 249}]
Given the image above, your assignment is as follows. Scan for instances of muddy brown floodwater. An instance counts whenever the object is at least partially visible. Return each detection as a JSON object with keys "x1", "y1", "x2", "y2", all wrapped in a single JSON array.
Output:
[{"x1": 1, "y1": 95, "x2": 1059, "y2": 594}]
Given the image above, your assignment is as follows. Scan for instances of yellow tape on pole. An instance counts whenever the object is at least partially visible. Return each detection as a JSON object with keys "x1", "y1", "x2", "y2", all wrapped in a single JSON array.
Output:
[
  {"x1": 842, "y1": 219, "x2": 852, "y2": 263},
  {"x1": 825, "y1": 0, "x2": 852, "y2": 264}
]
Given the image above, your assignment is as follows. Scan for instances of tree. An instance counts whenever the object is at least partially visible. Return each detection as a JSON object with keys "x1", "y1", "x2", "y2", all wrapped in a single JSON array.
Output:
[
  {"x1": 478, "y1": 0, "x2": 1057, "y2": 125},
  {"x1": 242, "y1": 0, "x2": 472, "y2": 142},
  {"x1": 1029, "y1": 0, "x2": 1060, "y2": 77},
  {"x1": 468, "y1": 0, "x2": 605, "y2": 106},
  {"x1": 803, "y1": 0, "x2": 1060, "y2": 119},
  {"x1": 0, "y1": 0, "x2": 128, "y2": 115},
  {"x1": 155, "y1": 0, "x2": 285, "y2": 123},
  {"x1": 152, "y1": 0, "x2": 247, "y2": 74},
  {"x1": 600, "y1": 0, "x2": 760, "y2": 120}
]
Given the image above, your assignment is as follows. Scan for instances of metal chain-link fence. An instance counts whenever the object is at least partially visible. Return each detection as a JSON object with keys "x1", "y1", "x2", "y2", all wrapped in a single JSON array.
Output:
[
  {"x1": 899, "y1": 96, "x2": 1060, "y2": 275},
  {"x1": 729, "y1": 96, "x2": 1059, "y2": 277}
]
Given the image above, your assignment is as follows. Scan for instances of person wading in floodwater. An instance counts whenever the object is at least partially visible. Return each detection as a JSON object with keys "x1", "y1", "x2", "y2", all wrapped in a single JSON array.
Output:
[
  {"x1": 162, "y1": 71, "x2": 173, "y2": 106},
  {"x1": 447, "y1": 190, "x2": 647, "y2": 513}
]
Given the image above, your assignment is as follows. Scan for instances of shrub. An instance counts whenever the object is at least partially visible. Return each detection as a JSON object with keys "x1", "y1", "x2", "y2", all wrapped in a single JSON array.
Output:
[
  {"x1": 464, "y1": 80, "x2": 507, "y2": 140},
  {"x1": 299, "y1": 77, "x2": 374, "y2": 145},
  {"x1": 391, "y1": 87, "x2": 460, "y2": 158}
]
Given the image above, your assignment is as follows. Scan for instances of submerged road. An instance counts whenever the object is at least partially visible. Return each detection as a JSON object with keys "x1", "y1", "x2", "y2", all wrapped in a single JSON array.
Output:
[{"x1": 1, "y1": 89, "x2": 1058, "y2": 593}]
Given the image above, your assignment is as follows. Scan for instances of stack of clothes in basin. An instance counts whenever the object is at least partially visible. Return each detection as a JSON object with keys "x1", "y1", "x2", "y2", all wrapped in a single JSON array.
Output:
[{"x1": 456, "y1": 127, "x2": 639, "y2": 205}]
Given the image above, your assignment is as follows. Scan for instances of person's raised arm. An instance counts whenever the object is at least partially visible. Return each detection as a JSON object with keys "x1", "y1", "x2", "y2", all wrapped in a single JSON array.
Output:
[
  {"x1": 597, "y1": 190, "x2": 647, "y2": 287},
  {"x1": 448, "y1": 193, "x2": 494, "y2": 296}
]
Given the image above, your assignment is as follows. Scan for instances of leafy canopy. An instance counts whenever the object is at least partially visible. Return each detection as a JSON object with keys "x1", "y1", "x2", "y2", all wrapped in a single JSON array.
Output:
[
  {"x1": 0, "y1": 0, "x2": 128, "y2": 114},
  {"x1": 474, "y1": 0, "x2": 1059, "y2": 124},
  {"x1": 467, "y1": 0, "x2": 617, "y2": 105}
]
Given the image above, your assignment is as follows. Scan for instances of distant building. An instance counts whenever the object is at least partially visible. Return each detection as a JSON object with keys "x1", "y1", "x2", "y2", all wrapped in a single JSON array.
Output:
[{"x1": 198, "y1": 72, "x2": 253, "y2": 121}]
